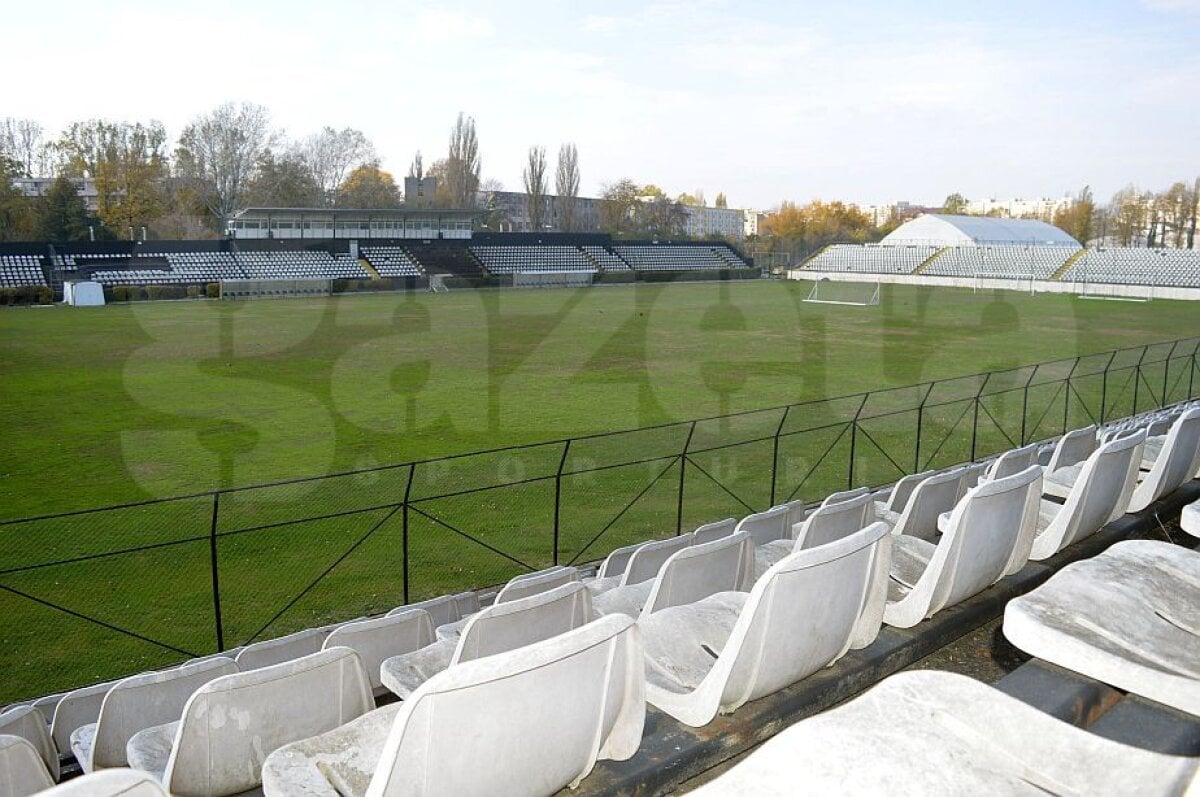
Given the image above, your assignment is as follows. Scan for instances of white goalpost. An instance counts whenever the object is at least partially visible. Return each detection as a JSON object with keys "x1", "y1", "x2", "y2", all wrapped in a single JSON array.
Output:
[
  {"x1": 972, "y1": 272, "x2": 1035, "y2": 295},
  {"x1": 1078, "y1": 268, "x2": 1151, "y2": 302},
  {"x1": 803, "y1": 278, "x2": 881, "y2": 306}
]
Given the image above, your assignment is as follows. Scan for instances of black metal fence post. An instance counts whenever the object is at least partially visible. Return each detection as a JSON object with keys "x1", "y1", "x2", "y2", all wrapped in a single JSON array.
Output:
[
  {"x1": 1132, "y1": 346, "x2": 1148, "y2": 415},
  {"x1": 914, "y1": 382, "x2": 936, "y2": 472},
  {"x1": 402, "y1": 464, "x2": 415, "y2": 604},
  {"x1": 769, "y1": 406, "x2": 790, "y2": 506},
  {"x1": 1062, "y1": 357, "x2": 1080, "y2": 433},
  {"x1": 1191, "y1": 343, "x2": 1199, "y2": 400},
  {"x1": 676, "y1": 421, "x2": 697, "y2": 535},
  {"x1": 552, "y1": 439, "x2": 571, "y2": 563},
  {"x1": 847, "y1": 393, "x2": 870, "y2": 489},
  {"x1": 1020, "y1": 365, "x2": 1039, "y2": 445},
  {"x1": 970, "y1": 373, "x2": 992, "y2": 462},
  {"x1": 209, "y1": 491, "x2": 224, "y2": 652}
]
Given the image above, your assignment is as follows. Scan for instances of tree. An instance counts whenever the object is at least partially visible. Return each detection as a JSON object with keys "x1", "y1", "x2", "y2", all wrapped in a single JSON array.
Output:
[
  {"x1": 297, "y1": 127, "x2": 375, "y2": 205},
  {"x1": 758, "y1": 200, "x2": 876, "y2": 256},
  {"x1": 55, "y1": 119, "x2": 168, "y2": 234},
  {"x1": 638, "y1": 196, "x2": 686, "y2": 237},
  {"x1": 176, "y1": 102, "x2": 276, "y2": 230},
  {"x1": 245, "y1": 150, "x2": 321, "y2": 208},
  {"x1": 714, "y1": 192, "x2": 728, "y2": 209},
  {"x1": 523, "y1": 145, "x2": 548, "y2": 230},
  {"x1": 1107, "y1": 186, "x2": 1149, "y2": 246},
  {"x1": 0, "y1": 156, "x2": 35, "y2": 240},
  {"x1": 445, "y1": 113, "x2": 480, "y2": 208},
  {"x1": 640, "y1": 184, "x2": 667, "y2": 199},
  {"x1": 33, "y1": 176, "x2": 90, "y2": 241},
  {"x1": 336, "y1": 162, "x2": 401, "y2": 208},
  {"x1": 942, "y1": 193, "x2": 967, "y2": 215},
  {"x1": 554, "y1": 142, "x2": 580, "y2": 231},
  {"x1": 408, "y1": 151, "x2": 424, "y2": 180},
  {"x1": 599, "y1": 179, "x2": 641, "y2": 235},
  {"x1": 1052, "y1": 186, "x2": 1095, "y2": 245},
  {"x1": 0, "y1": 118, "x2": 45, "y2": 177}
]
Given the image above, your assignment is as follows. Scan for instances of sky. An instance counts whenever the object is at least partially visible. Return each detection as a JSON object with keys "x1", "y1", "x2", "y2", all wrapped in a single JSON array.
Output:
[{"x1": 4, "y1": 0, "x2": 1198, "y2": 209}]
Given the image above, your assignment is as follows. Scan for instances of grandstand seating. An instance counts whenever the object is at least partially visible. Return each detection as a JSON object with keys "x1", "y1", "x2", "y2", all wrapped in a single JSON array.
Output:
[
  {"x1": 691, "y1": 517, "x2": 737, "y2": 545},
  {"x1": 803, "y1": 244, "x2": 936, "y2": 274},
  {"x1": 615, "y1": 244, "x2": 747, "y2": 270},
  {"x1": 360, "y1": 246, "x2": 424, "y2": 277},
  {"x1": 1063, "y1": 247, "x2": 1200, "y2": 287},
  {"x1": 234, "y1": 627, "x2": 326, "y2": 671},
  {"x1": 757, "y1": 491, "x2": 875, "y2": 576},
  {"x1": 586, "y1": 534, "x2": 692, "y2": 597},
  {"x1": 0, "y1": 734, "x2": 55, "y2": 794},
  {"x1": 237, "y1": 250, "x2": 363, "y2": 280},
  {"x1": 321, "y1": 611, "x2": 435, "y2": 697},
  {"x1": 1045, "y1": 424, "x2": 1098, "y2": 473},
  {"x1": 582, "y1": 245, "x2": 630, "y2": 270},
  {"x1": 922, "y1": 245, "x2": 1077, "y2": 278},
  {"x1": 0, "y1": 705, "x2": 59, "y2": 782},
  {"x1": 878, "y1": 467, "x2": 963, "y2": 541},
  {"x1": 0, "y1": 254, "x2": 47, "y2": 287},
  {"x1": 471, "y1": 245, "x2": 597, "y2": 274},
  {"x1": 733, "y1": 505, "x2": 792, "y2": 546},
  {"x1": 41, "y1": 769, "x2": 168, "y2": 796}
]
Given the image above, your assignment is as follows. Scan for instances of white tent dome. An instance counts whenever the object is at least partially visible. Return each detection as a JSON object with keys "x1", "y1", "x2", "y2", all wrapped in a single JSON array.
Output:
[{"x1": 881, "y1": 214, "x2": 1079, "y2": 247}]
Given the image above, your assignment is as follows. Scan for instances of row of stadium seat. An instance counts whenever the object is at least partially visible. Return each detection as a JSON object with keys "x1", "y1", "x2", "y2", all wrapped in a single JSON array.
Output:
[
  {"x1": 360, "y1": 246, "x2": 423, "y2": 277},
  {"x1": 1062, "y1": 247, "x2": 1200, "y2": 287},
  {"x1": 922, "y1": 244, "x2": 1079, "y2": 279},
  {"x1": 0, "y1": 255, "x2": 47, "y2": 287},
  {"x1": 6, "y1": 400, "x2": 1194, "y2": 795},
  {"x1": 471, "y1": 245, "x2": 597, "y2": 274},
  {"x1": 614, "y1": 244, "x2": 746, "y2": 270},
  {"x1": 803, "y1": 243, "x2": 938, "y2": 273}
]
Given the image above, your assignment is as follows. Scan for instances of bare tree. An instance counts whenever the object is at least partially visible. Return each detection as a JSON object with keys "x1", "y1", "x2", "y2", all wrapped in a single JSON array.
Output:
[
  {"x1": 297, "y1": 127, "x2": 375, "y2": 205},
  {"x1": 554, "y1": 143, "x2": 580, "y2": 232},
  {"x1": 0, "y1": 118, "x2": 45, "y2": 177},
  {"x1": 176, "y1": 102, "x2": 276, "y2": 229},
  {"x1": 408, "y1": 150, "x2": 424, "y2": 180},
  {"x1": 445, "y1": 113, "x2": 480, "y2": 208},
  {"x1": 523, "y1": 145, "x2": 548, "y2": 230}
]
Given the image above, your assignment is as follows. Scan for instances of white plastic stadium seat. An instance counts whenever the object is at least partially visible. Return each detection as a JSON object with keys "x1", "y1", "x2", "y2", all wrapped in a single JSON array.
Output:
[
  {"x1": 690, "y1": 518, "x2": 736, "y2": 545},
  {"x1": 37, "y1": 768, "x2": 169, "y2": 796},
  {"x1": 885, "y1": 465, "x2": 1041, "y2": 629},
  {"x1": 1028, "y1": 430, "x2": 1145, "y2": 560},
  {"x1": 639, "y1": 523, "x2": 891, "y2": 727},
  {"x1": 261, "y1": 615, "x2": 644, "y2": 797},
  {"x1": 1045, "y1": 424, "x2": 1098, "y2": 474},
  {"x1": 586, "y1": 534, "x2": 692, "y2": 597},
  {"x1": 234, "y1": 626, "x2": 327, "y2": 671},
  {"x1": 733, "y1": 505, "x2": 791, "y2": 546},
  {"x1": 385, "y1": 592, "x2": 477, "y2": 628},
  {"x1": 0, "y1": 734, "x2": 54, "y2": 796},
  {"x1": 125, "y1": 648, "x2": 373, "y2": 796},
  {"x1": 0, "y1": 707, "x2": 58, "y2": 782},
  {"x1": 380, "y1": 581, "x2": 594, "y2": 699},
  {"x1": 984, "y1": 443, "x2": 1040, "y2": 481},
  {"x1": 592, "y1": 532, "x2": 756, "y2": 619},
  {"x1": 1004, "y1": 540, "x2": 1200, "y2": 716},
  {"x1": 1183, "y1": 499, "x2": 1200, "y2": 539},
  {"x1": 878, "y1": 467, "x2": 962, "y2": 541},
  {"x1": 687, "y1": 671, "x2": 1199, "y2": 795},
  {"x1": 72, "y1": 656, "x2": 237, "y2": 772},
  {"x1": 872, "y1": 469, "x2": 933, "y2": 518},
  {"x1": 49, "y1": 680, "x2": 118, "y2": 757},
  {"x1": 754, "y1": 490, "x2": 873, "y2": 577},
  {"x1": 493, "y1": 565, "x2": 580, "y2": 604},
  {"x1": 322, "y1": 610, "x2": 435, "y2": 696}
]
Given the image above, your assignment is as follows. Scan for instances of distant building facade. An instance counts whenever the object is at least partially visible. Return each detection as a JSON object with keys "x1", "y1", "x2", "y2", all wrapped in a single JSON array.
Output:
[
  {"x1": 13, "y1": 177, "x2": 100, "y2": 211},
  {"x1": 480, "y1": 190, "x2": 744, "y2": 239}
]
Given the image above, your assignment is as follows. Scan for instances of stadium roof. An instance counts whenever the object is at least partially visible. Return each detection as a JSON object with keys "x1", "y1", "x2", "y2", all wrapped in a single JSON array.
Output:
[{"x1": 880, "y1": 214, "x2": 1079, "y2": 247}]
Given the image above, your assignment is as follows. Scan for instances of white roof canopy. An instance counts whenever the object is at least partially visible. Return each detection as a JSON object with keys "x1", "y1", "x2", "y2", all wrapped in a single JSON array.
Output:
[{"x1": 881, "y1": 214, "x2": 1079, "y2": 247}]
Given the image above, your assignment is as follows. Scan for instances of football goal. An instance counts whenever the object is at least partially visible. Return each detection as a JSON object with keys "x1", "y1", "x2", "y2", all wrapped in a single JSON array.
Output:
[
  {"x1": 1078, "y1": 278, "x2": 1151, "y2": 302},
  {"x1": 972, "y1": 272, "x2": 1035, "y2": 295},
  {"x1": 803, "y1": 278, "x2": 880, "y2": 306}
]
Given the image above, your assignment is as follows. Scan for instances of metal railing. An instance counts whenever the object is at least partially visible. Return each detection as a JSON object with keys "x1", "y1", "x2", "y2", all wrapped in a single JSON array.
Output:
[{"x1": 0, "y1": 336, "x2": 1197, "y2": 701}]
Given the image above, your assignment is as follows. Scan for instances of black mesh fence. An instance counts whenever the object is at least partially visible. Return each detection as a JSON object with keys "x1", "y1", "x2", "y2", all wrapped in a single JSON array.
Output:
[{"x1": 1, "y1": 336, "x2": 1197, "y2": 701}]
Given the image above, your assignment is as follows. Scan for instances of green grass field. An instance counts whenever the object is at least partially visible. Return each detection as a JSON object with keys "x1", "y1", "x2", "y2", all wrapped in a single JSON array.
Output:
[{"x1": 0, "y1": 280, "x2": 1198, "y2": 700}]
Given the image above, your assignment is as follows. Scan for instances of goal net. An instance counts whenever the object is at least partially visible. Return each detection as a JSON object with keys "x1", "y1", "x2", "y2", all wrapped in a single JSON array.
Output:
[
  {"x1": 1079, "y1": 278, "x2": 1151, "y2": 302},
  {"x1": 972, "y1": 272, "x2": 1035, "y2": 295},
  {"x1": 803, "y1": 278, "x2": 880, "y2": 306}
]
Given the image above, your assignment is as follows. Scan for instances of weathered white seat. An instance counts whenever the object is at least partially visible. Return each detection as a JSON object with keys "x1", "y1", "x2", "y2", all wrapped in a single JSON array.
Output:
[
  {"x1": 640, "y1": 522, "x2": 891, "y2": 727},
  {"x1": 687, "y1": 671, "x2": 1199, "y2": 796},
  {"x1": 734, "y1": 505, "x2": 791, "y2": 546},
  {"x1": 1004, "y1": 540, "x2": 1200, "y2": 716},
  {"x1": 771, "y1": 500, "x2": 807, "y2": 534},
  {"x1": 690, "y1": 517, "x2": 736, "y2": 545},
  {"x1": 755, "y1": 491, "x2": 873, "y2": 577},
  {"x1": 0, "y1": 707, "x2": 57, "y2": 782},
  {"x1": 872, "y1": 469, "x2": 933, "y2": 518},
  {"x1": 954, "y1": 461, "x2": 989, "y2": 500},
  {"x1": 380, "y1": 581, "x2": 593, "y2": 699},
  {"x1": 0, "y1": 734, "x2": 54, "y2": 796},
  {"x1": 1045, "y1": 424, "x2": 1098, "y2": 473},
  {"x1": 323, "y1": 610, "x2": 434, "y2": 696},
  {"x1": 1029, "y1": 430, "x2": 1146, "y2": 560},
  {"x1": 72, "y1": 656, "x2": 238, "y2": 773},
  {"x1": 494, "y1": 565, "x2": 580, "y2": 604},
  {"x1": 1183, "y1": 499, "x2": 1199, "y2": 538},
  {"x1": 127, "y1": 647, "x2": 372, "y2": 796},
  {"x1": 594, "y1": 541, "x2": 642, "y2": 580},
  {"x1": 821, "y1": 486, "x2": 869, "y2": 506},
  {"x1": 385, "y1": 592, "x2": 478, "y2": 627},
  {"x1": 1046, "y1": 407, "x2": 1200, "y2": 509},
  {"x1": 878, "y1": 467, "x2": 962, "y2": 541},
  {"x1": 985, "y1": 442, "x2": 1040, "y2": 480},
  {"x1": 28, "y1": 694, "x2": 63, "y2": 729},
  {"x1": 36, "y1": 768, "x2": 169, "y2": 796},
  {"x1": 50, "y1": 680, "x2": 121, "y2": 758},
  {"x1": 587, "y1": 535, "x2": 693, "y2": 598},
  {"x1": 594, "y1": 532, "x2": 756, "y2": 619},
  {"x1": 234, "y1": 626, "x2": 327, "y2": 671},
  {"x1": 885, "y1": 465, "x2": 1041, "y2": 629},
  {"x1": 261, "y1": 615, "x2": 644, "y2": 797}
]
